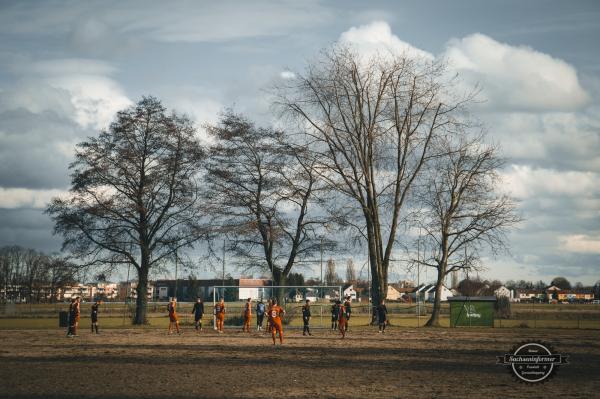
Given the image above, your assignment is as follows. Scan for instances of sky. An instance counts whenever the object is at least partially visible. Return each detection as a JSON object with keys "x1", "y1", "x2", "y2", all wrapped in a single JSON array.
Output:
[{"x1": 0, "y1": 0, "x2": 599, "y2": 285}]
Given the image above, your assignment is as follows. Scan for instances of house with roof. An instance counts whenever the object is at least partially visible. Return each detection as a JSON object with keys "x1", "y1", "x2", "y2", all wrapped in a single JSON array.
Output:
[
  {"x1": 411, "y1": 284, "x2": 453, "y2": 302},
  {"x1": 493, "y1": 285, "x2": 514, "y2": 301},
  {"x1": 386, "y1": 283, "x2": 414, "y2": 301}
]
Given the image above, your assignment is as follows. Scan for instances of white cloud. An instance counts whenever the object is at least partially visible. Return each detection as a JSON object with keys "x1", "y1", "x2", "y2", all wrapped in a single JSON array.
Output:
[
  {"x1": 1, "y1": 58, "x2": 131, "y2": 130},
  {"x1": 560, "y1": 235, "x2": 600, "y2": 254},
  {"x1": 0, "y1": 1, "x2": 334, "y2": 43},
  {"x1": 0, "y1": 188, "x2": 67, "y2": 209},
  {"x1": 444, "y1": 33, "x2": 590, "y2": 111},
  {"x1": 339, "y1": 21, "x2": 434, "y2": 61},
  {"x1": 280, "y1": 71, "x2": 296, "y2": 80},
  {"x1": 501, "y1": 165, "x2": 600, "y2": 199}
]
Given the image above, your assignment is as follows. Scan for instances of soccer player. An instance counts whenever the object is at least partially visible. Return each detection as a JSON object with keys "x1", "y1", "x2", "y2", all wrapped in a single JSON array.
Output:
[
  {"x1": 191, "y1": 297, "x2": 204, "y2": 332},
  {"x1": 256, "y1": 299, "x2": 266, "y2": 331},
  {"x1": 336, "y1": 300, "x2": 348, "y2": 339},
  {"x1": 69, "y1": 297, "x2": 81, "y2": 337},
  {"x1": 343, "y1": 296, "x2": 352, "y2": 332},
  {"x1": 265, "y1": 298, "x2": 273, "y2": 333},
  {"x1": 167, "y1": 297, "x2": 181, "y2": 335},
  {"x1": 66, "y1": 297, "x2": 76, "y2": 337},
  {"x1": 377, "y1": 300, "x2": 388, "y2": 333},
  {"x1": 330, "y1": 301, "x2": 339, "y2": 330},
  {"x1": 242, "y1": 298, "x2": 252, "y2": 333},
  {"x1": 302, "y1": 299, "x2": 312, "y2": 336},
  {"x1": 269, "y1": 298, "x2": 286, "y2": 345},
  {"x1": 90, "y1": 300, "x2": 102, "y2": 334},
  {"x1": 214, "y1": 298, "x2": 225, "y2": 333}
]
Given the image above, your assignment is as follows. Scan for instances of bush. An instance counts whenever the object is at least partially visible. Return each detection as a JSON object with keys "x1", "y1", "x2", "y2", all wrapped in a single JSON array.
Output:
[{"x1": 494, "y1": 296, "x2": 512, "y2": 319}]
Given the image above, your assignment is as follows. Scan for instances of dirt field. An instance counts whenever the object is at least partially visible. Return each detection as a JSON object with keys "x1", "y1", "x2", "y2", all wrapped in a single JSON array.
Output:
[{"x1": 0, "y1": 327, "x2": 598, "y2": 398}]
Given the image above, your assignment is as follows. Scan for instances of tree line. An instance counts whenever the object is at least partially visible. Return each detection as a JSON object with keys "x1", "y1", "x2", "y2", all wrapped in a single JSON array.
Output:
[
  {"x1": 46, "y1": 45, "x2": 519, "y2": 325},
  {"x1": 0, "y1": 246, "x2": 79, "y2": 303}
]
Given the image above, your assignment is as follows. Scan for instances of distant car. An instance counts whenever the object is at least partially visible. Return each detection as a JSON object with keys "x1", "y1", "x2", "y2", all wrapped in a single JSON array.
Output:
[{"x1": 592, "y1": 300, "x2": 600, "y2": 304}]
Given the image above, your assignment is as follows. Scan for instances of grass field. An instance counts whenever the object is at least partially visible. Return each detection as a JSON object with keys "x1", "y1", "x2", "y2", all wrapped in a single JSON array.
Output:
[{"x1": 0, "y1": 327, "x2": 598, "y2": 398}]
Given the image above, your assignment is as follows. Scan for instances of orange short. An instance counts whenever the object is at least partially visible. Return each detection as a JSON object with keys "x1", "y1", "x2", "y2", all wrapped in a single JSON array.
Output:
[
  {"x1": 74, "y1": 315, "x2": 80, "y2": 323},
  {"x1": 271, "y1": 319, "x2": 283, "y2": 333},
  {"x1": 217, "y1": 313, "x2": 225, "y2": 321},
  {"x1": 169, "y1": 313, "x2": 178, "y2": 322}
]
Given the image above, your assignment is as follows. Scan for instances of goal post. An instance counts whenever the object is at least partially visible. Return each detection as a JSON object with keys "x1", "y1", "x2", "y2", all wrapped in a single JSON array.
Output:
[{"x1": 210, "y1": 285, "x2": 343, "y2": 330}]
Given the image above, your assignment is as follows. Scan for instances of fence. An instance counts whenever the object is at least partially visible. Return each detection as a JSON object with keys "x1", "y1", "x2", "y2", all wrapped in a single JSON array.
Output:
[{"x1": 1, "y1": 301, "x2": 599, "y2": 329}]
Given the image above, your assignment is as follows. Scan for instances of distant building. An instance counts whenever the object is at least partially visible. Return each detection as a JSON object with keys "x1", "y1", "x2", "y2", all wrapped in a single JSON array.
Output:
[
  {"x1": 411, "y1": 284, "x2": 453, "y2": 302},
  {"x1": 493, "y1": 286, "x2": 514, "y2": 300},
  {"x1": 386, "y1": 283, "x2": 413, "y2": 301}
]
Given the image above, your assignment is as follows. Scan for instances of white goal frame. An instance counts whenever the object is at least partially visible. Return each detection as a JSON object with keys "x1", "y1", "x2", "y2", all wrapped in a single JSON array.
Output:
[{"x1": 210, "y1": 285, "x2": 343, "y2": 330}]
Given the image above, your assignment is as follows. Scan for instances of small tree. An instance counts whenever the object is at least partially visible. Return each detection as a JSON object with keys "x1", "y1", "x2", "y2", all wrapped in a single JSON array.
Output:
[
  {"x1": 550, "y1": 277, "x2": 572, "y2": 290},
  {"x1": 47, "y1": 97, "x2": 206, "y2": 324},
  {"x1": 416, "y1": 134, "x2": 520, "y2": 327}
]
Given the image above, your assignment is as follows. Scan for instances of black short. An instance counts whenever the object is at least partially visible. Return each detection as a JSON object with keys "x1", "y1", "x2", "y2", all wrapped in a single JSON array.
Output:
[
  {"x1": 91, "y1": 315, "x2": 98, "y2": 323},
  {"x1": 194, "y1": 314, "x2": 203, "y2": 322}
]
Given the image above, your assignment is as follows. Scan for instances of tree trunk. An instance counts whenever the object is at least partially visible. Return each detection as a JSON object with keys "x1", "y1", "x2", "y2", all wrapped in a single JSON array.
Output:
[
  {"x1": 425, "y1": 266, "x2": 445, "y2": 327},
  {"x1": 272, "y1": 268, "x2": 287, "y2": 306},
  {"x1": 133, "y1": 260, "x2": 149, "y2": 325}
]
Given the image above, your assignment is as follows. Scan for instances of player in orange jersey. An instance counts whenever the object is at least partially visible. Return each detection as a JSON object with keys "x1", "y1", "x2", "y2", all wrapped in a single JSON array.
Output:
[
  {"x1": 265, "y1": 298, "x2": 273, "y2": 333},
  {"x1": 269, "y1": 298, "x2": 286, "y2": 345},
  {"x1": 336, "y1": 300, "x2": 347, "y2": 339},
  {"x1": 242, "y1": 298, "x2": 252, "y2": 333},
  {"x1": 214, "y1": 298, "x2": 225, "y2": 333},
  {"x1": 167, "y1": 297, "x2": 181, "y2": 335}
]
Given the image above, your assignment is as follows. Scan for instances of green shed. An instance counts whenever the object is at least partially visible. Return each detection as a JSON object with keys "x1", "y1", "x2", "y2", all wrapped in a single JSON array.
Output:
[{"x1": 448, "y1": 296, "x2": 496, "y2": 327}]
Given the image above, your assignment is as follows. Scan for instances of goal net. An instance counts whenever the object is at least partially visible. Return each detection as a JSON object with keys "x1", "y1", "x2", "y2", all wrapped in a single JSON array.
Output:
[{"x1": 210, "y1": 285, "x2": 343, "y2": 329}]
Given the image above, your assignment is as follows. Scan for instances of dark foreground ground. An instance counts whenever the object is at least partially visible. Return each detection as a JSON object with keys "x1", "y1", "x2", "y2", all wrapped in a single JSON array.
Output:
[{"x1": 0, "y1": 327, "x2": 598, "y2": 398}]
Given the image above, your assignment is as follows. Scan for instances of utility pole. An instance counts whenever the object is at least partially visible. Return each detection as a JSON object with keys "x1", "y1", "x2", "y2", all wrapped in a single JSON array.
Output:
[
  {"x1": 174, "y1": 249, "x2": 178, "y2": 300},
  {"x1": 417, "y1": 232, "x2": 420, "y2": 328},
  {"x1": 320, "y1": 237, "x2": 324, "y2": 299},
  {"x1": 222, "y1": 237, "x2": 226, "y2": 287}
]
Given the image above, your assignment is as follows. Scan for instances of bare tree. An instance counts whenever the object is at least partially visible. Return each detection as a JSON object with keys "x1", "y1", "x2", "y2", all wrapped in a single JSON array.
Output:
[
  {"x1": 415, "y1": 135, "x2": 520, "y2": 326},
  {"x1": 204, "y1": 111, "x2": 328, "y2": 301},
  {"x1": 345, "y1": 259, "x2": 357, "y2": 283},
  {"x1": 277, "y1": 46, "x2": 468, "y2": 306},
  {"x1": 324, "y1": 258, "x2": 339, "y2": 286},
  {"x1": 46, "y1": 97, "x2": 206, "y2": 324}
]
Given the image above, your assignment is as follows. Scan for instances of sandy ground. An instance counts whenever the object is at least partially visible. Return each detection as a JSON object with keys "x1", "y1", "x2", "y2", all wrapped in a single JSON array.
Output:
[{"x1": 0, "y1": 327, "x2": 598, "y2": 399}]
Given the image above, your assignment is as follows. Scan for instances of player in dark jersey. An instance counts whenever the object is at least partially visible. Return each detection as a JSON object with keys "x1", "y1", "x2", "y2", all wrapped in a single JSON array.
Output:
[
  {"x1": 66, "y1": 297, "x2": 76, "y2": 337},
  {"x1": 343, "y1": 296, "x2": 352, "y2": 332},
  {"x1": 90, "y1": 300, "x2": 101, "y2": 334},
  {"x1": 256, "y1": 300, "x2": 266, "y2": 331},
  {"x1": 302, "y1": 299, "x2": 312, "y2": 336},
  {"x1": 376, "y1": 300, "x2": 388, "y2": 333},
  {"x1": 191, "y1": 297, "x2": 204, "y2": 332},
  {"x1": 331, "y1": 301, "x2": 339, "y2": 330}
]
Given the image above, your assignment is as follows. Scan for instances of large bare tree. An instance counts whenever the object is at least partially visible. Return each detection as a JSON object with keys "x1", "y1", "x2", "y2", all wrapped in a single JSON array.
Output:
[
  {"x1": 47, "y1": 97, "x2": 206, "y2": 323},
  {"x1": 415, "y1": 134, "x2": 520, "y2": 326},
  {"x1": 204, "y1": 111, "x2": 327, "y2": 301},
  {"x1": 277, "y1": 46, "x2": 468, "y2": 306}
]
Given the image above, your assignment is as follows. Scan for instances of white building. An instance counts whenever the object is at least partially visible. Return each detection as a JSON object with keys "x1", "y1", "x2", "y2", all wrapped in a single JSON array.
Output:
[
  {"x1": 412, "y1": 284, "x2": 453, "y2": 302},
  {"x1": 343, "y1": 285, "x2": 357, "y2": 301},
  {"x1": 493, "y1": 285, "x2": 514, "y2": 300}
]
